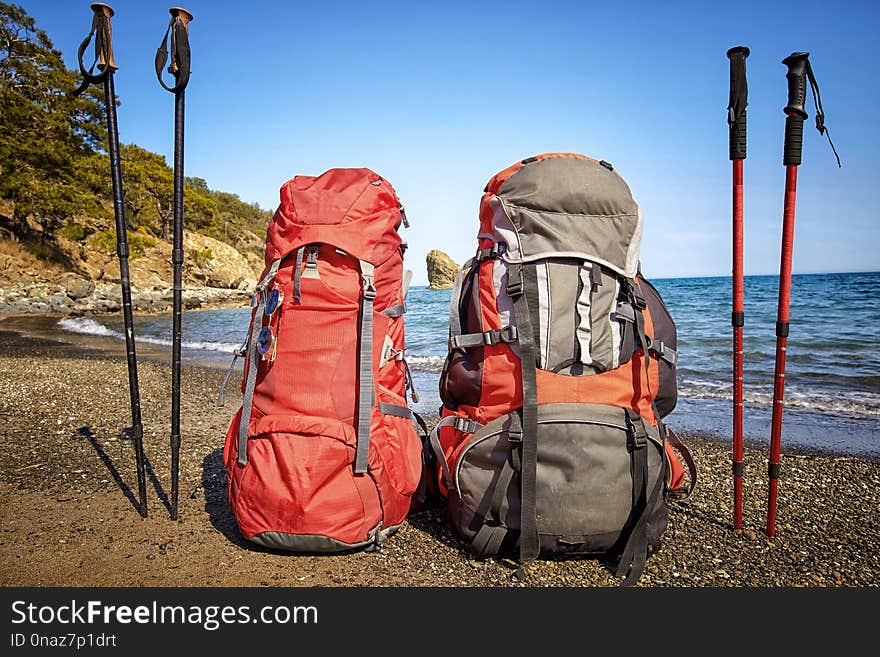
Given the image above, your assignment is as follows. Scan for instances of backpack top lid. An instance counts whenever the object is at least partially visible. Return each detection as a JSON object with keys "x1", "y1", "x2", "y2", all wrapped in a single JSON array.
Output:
[
  {"x1": 481, "y1": 153, "x2": 642, "y2": 278},
  {"x1": 266, "y1": 167, "x2": 404, "y2": 266}
]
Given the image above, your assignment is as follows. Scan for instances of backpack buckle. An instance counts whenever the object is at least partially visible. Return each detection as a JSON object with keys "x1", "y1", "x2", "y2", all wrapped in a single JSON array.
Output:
[
  {"x1": 454, "y1": 417, "x2": 481, "y2": 434},
  {"x1": 625, "y1": 409, "x2": 648, "y2": 448},
  {"x1": 632, "y1": 290, "x2": 647, "y2": 310},
  {"x1": 506, "y1": 268, "x2": 524, "y2": 297},
  {"x1": 499, "y1": 325, "x2": 518, "y2": 343}
]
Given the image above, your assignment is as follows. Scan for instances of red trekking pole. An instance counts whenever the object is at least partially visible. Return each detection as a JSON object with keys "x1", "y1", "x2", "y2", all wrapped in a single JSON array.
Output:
[
  {"x1": 726, "y1": 46, "x2": 749, "y2": 531},
  {"x1": 766, "y1": 52, "x2": 839, "y2": 537}
]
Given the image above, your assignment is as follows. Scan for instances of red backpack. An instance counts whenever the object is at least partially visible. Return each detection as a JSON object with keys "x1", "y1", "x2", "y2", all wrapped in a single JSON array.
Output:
[{"x1": 222, "y1": 168, "x2": 424, "y2": 552}]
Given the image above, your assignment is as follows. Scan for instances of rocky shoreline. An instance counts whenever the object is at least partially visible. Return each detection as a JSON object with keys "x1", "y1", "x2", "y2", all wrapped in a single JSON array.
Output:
[
  {"x1": 0, "y1": 328, "x2": 877, "y2": 587},
  {"x1": 0, "y1": 276, "x2": 251, "y2": 315}
]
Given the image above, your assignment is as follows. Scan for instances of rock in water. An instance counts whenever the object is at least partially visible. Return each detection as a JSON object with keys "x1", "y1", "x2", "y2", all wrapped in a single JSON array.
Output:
[{"x1": 426, "y1": 250, "x2": 459, "y2": 290}]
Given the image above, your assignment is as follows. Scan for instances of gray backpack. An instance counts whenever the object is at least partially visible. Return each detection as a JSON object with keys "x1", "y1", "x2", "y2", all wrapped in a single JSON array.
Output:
[{"x1": 431, "y1": 154, "x2": 695, "y2": 585}]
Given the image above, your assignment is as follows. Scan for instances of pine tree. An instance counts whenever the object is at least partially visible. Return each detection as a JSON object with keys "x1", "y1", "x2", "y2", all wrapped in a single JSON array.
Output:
[{"x1": 0, "y1": 2, "x2": 106, "y2": 239}]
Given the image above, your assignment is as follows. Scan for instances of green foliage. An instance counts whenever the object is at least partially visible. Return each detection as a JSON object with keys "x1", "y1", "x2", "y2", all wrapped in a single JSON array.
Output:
[
  {"x1": 0, "y1": 2, "x2": 106, "y2": 237},
  {"x1": 90, "y1": 228, "x2": 156, "y2": 259},
  {"x1": 0, "y1": 3, "x2": 271, "y2": 263},
  {"x1": 58, "y1": 220, "x2": 93, "y2": 242},
  {"x1": 189, "y1": 247, "x2": 213, "y2": 268}
]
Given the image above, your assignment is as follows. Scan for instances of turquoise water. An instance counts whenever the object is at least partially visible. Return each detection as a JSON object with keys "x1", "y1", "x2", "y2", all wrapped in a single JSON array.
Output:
[{"x1": 57, "y1": 271, "x2": 880, "y2": 458}]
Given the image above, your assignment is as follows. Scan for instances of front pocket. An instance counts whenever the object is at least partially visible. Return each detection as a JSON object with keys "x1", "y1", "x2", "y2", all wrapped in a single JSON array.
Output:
[
  {"x1": 368, "y1": 403, "x2": 423, "y2": 526},
  {"x1": 449, "y1": 403, "x2": 667, "y2": 555},
  {"x1": 227, "y1": 413, "x2": 382, "y2": 548}
]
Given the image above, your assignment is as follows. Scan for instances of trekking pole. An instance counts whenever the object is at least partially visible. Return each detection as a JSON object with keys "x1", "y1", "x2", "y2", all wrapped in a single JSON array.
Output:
[
  {"x1": 155, "y1": 7, "x2": 193, "y2": 521},
  {"x1": 726, "y1": 46, "x2": 749, "y2": 531},
  {"x1": 766, "y1": 52, "x2": 840, "y2": 537},
  {"x1": 74, "y1": 3, "x2": 148, "y2": 518}
]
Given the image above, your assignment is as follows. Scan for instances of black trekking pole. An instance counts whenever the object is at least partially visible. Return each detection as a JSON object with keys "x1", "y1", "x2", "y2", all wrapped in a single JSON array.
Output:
[
  {"x1": 766, "y1": 52, "x2": 840, "y2": 537},
  {"x1": 155, "y1": 7, "x2": 193, "y2": 521},
  {"x1": 74, "y1": 3, "x2": 148, "y2": 518}
]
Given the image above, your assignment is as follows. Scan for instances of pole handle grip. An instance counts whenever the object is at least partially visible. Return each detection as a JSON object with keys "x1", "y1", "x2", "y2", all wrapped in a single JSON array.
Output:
[
  {"x1": 783, "y1": 115, "x2": 804, "y2": 166},
  {"x1": 726, "y1": 46, "x2": 749, "y2": 160},
  {"x1": 169, "y1": 6, "x2": 194, "y2": 29},
  {"x1": 156, "y1": 7, "x2": 193, "y2": 93},
  {"x1": 89, "y1": 3, "x2": 117, "y2": 71},
  {"x1": 783, "y1": 52, "x2": 809, "y2": 119}
]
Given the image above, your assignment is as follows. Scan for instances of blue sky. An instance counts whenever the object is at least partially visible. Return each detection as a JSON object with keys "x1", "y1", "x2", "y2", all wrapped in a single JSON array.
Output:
[{"x1": 22, "y1": 0, "x2": 880, "y2": 283}]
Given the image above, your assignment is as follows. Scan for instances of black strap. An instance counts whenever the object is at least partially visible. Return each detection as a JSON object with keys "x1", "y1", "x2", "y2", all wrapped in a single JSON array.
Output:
[
  {"x1": 617, "y1": 409, "x2": 649, "y2": 585},
  {"x1": 507, "y1": 263, "x2": 540, "y2": 566},
  {"x1": 73, "y1": 11, "x2": 114, "y2": 96},
  {"x1": 155, "y1": 14, "x2": 191, "y2": 93},
  {"x1": 616, "y1": 446, "x2": 666, "y2": 587},
  {"x1": 470, "y1": 424, "x2": 522, "y2": 559},
  {"x1": 614, "y1": 282, "x2": 669, "y2": 586},
  {"x1": 804, "y1": 59, "x2": 840, "y2": 167},
  {"x1": 475, "y1": 243, "x2": 506, "y2": 262}
]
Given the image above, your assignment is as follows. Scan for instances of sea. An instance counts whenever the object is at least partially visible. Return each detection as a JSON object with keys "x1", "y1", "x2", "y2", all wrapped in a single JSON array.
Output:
[{"x1": 52, "y1": 271, "x2": 880, "y2": 459}]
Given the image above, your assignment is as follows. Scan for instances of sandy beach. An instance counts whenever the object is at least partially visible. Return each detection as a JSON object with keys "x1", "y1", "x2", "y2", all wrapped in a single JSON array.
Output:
[{"x1": 0, "y1": 320, "x2": 877, "y2": 588}]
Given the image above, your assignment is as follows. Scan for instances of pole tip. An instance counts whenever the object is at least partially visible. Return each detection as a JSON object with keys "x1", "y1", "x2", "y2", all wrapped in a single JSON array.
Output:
[
  {"x1": 169, "y1": 6, "x2": 194, "y2": 21},
  {"x1": 90, "y1": 2, "x2": 114, "y2": 16},
  {"x1": 726, "y1": 45, "x2": 750, "y2": 59}
]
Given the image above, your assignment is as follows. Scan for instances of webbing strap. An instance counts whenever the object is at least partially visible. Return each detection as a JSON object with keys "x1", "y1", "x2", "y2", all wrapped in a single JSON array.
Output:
[
  {"x1": 649, "y1": 339, "x2": 678, "y2": 366},
  {"x1": 666, "y1": 428, "x2": 698, "y2": 500},
  {"x1": 449, "y1": 326, "x2": 518, "y2": 349},
  {"x1": 613, "y1": 301, "x2": 636, "y2": 324},
  {"x1": 354, "y1": 260, "x2": 377, "y2": 474},
  {"x1": 508, "y1": 262, "x2": 540, "y2": 565},
  {"x1": 72, "y1": 10, "x2": 113, "y2": 96},
  {"x1": 614, "y1": 289, "x2": 668, "y2": 585},
  {"x1": 378, "y1": 402, "x2": 412, "y2": 420},
  {"x1": 381, "y1": 269, "x2": 413, "y2": 317},
  {"x1": 237, "y1": 259, "x2": 281, "y2": 466},
  {"x1": 448, "y1": 259, "x2": 474, "y2": 339},
  {"x1": 471, "y1": 445, "x2": 519, "y2": 559},
  {"x1": 427, "y1": 415, "x2": 484, "y2": 491},
  {"x1": 804, "y1": 59, "x2": 841, "y2": 168},
  {"x1": 617, "y1": 447, "x2": 665, "y2": 587},
  {"x1": 401, "y1": 269, "x2": 413, "y2": 300},
  {"x1": 292, "y1": 247, "x2": 305, "y2": 303},
  {"x1": 475, "y1": 242, "x2": 506, "y2": 262},
  {"x1": 154, "y1": 12, "x2": 191, "y2": 93}
]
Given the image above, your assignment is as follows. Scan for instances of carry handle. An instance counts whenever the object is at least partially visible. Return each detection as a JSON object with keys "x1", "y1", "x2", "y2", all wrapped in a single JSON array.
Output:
[
  {"x1": 726, "y1": 46, "x2": 749, "y2": 160},
  {"x1": 782, "y1": 52, "x2": 809, "y2": 166}
]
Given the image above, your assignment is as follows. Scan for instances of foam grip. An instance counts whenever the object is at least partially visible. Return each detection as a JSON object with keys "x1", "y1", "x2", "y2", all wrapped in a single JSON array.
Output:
[
  {"x1": 729, "y1": 109, "x2": 747, "y2": 160},
  {"x1": 783, "y1": 115, "x2": 804, "y2": 166}
]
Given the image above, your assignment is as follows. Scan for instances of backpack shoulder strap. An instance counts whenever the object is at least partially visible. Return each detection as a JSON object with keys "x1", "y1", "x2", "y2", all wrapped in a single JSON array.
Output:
[
  {"x1": 237, "y1": 258, "x2": 282, "y2": 466},
  {"x1": 354, "y1": 260, "x2": 377, "y2": 474},
  {"x1": 506, "y1": 262, "x2": 540, "y2": 569}
]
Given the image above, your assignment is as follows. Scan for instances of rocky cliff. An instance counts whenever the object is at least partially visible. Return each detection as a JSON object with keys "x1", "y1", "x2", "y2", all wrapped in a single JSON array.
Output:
[
  {"x1": 426, "y1": 250, "x2": 459, "y2": 290},
  {"x1": 0, "y1": 228, "x2": 258, "y2": 315}
]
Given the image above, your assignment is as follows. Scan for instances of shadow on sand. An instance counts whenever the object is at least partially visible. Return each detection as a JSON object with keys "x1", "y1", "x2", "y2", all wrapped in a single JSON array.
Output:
[{"x1": 77, "y1": 425, "x2": 170, "y2": 517}]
